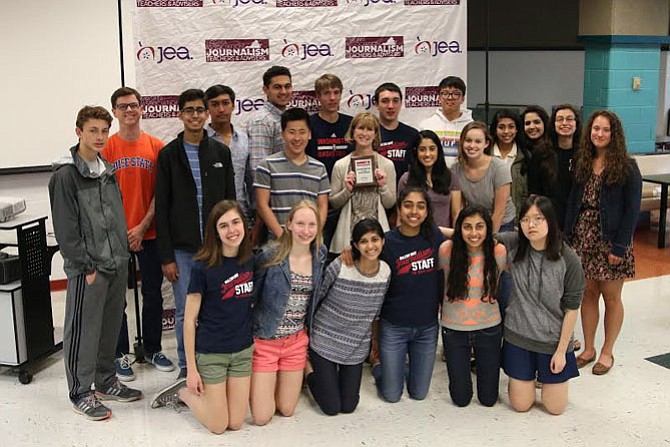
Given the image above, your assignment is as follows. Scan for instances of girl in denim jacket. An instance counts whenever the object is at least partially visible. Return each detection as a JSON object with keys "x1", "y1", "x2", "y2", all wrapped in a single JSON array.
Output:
[{"x1": 250, "y1": 200, "x2": 327, "y2": 425}]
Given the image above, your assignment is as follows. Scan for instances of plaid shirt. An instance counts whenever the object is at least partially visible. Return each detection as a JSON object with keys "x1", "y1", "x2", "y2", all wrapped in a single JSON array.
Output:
[
  {"x1": 207, "y1": 124, "x2": 254, "y2": 217},
  {"x1": 246, "y1": 101, "x2": 284, "y2": 174}
]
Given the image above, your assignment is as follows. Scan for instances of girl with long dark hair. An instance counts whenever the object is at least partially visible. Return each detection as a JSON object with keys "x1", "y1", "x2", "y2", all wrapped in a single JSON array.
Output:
[
  {"x1": 439, "y1": 205, "x2": 507, "y2": 407},
  {"x1": 529, "y1": 104, "x2": 582, "y2": 230},
  {"x1": 489, "y1": 109, "x2": 530, "y2": 214},
  {"x1": 523, "y1": 105, "x2": 551, "y2": 153},
  {"x1": 371, "y1": 187, "x2": 445, "y2": 403},
  {"x1": 398, "y1": 129, "x2": 462, "y2": 228}
]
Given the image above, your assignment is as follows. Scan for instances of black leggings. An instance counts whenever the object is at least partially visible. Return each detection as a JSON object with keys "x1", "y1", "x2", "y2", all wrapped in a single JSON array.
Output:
[{"x1": 307, "y1": 348, "x2": 364, "y2": 415}]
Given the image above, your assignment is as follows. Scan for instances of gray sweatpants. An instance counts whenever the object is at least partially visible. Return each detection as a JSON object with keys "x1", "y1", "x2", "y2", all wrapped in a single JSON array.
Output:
[{"x1": 63, "y1": 270, "x2": 127, "y2": 402}]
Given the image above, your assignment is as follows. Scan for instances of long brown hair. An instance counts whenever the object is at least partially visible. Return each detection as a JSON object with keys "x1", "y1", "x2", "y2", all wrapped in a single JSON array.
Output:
[
  {"x1": 263, "y1": 200, "x2": 323, "y2": 267},
  {"x1": 457, "y1": 121, "x2": 493, "y2": 166},
  {"x1": 194, "y1": 200, "x2": 252, "y2": 267},
  {"x1": 573, "y1": 110, "x2": 632, "y2": 186}
]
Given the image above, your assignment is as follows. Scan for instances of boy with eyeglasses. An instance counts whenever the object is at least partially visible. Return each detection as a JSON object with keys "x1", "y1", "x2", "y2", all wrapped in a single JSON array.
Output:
[
  {"x1": 102, "y1": 87, "x2": 175, "y2": 382},
  {"x1": 419, "y1": 76, "x2": 473, "y2": 164},
  {"x1": 155, "y1": 88, "x2": 236, "y2": 380},
  {"x1": 49, "y1": 106, "x2": 142, "y2": 420}
]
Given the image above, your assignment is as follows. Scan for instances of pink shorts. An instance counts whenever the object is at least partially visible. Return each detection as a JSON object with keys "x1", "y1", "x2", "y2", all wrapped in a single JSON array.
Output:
[{"x1": 252, "y1": 329, "x2": 309, "y2": 373}]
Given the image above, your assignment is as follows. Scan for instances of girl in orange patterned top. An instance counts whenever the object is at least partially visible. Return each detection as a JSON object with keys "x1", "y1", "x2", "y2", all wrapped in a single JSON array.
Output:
[{"x1": 438, "y1": 205, "x2": 507, "y2": 407}]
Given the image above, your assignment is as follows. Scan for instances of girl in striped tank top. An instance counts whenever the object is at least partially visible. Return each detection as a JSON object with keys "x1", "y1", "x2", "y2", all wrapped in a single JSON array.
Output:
[{"x1": 439, "y1": 205, "x2": 507, "y2": 407}]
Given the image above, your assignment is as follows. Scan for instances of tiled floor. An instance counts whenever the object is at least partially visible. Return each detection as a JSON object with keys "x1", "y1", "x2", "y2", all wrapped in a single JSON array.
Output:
[{"x1": 2, "y1": 228, "x2": 669, "y2": 447}]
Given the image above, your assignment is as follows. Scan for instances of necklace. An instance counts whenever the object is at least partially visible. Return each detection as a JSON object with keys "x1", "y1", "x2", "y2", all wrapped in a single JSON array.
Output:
[{"x1": 355, "y1": 260, "x2": 380, "y2": 277}]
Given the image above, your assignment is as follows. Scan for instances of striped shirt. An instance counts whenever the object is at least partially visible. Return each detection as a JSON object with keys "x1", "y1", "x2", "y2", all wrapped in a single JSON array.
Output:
[
  {"x1": 439, "y1": 241, "x2": 507, "y2": 331},
  {"x1": 309, "y1": 258, "x2": 391, "y2": 365},
  {"x1": 254, "y1": 152, "x2": 330, "y2": 226},
  {"x1": 183, "y1": 142, "x2": 203, "y2": 233}
]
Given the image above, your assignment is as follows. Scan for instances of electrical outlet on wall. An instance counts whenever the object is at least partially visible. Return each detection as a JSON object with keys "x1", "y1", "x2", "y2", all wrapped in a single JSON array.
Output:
[{"x1": 633, "y1": 77, "x2": 642, "y2": 90}]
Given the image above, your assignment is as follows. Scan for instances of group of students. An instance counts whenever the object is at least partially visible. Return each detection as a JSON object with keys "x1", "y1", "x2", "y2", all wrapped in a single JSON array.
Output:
[{"x1": 48, "y1": 64, "x2": 642, "y2": 431}]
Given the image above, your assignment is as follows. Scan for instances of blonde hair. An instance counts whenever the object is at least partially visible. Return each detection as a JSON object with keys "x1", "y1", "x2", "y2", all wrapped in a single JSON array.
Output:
[
  {"x1": 345, "y1": 112, "x2": 381, "y2": 150},
  {"x1": 263, "y1": 200, "x2": 322, "y2": 267}
]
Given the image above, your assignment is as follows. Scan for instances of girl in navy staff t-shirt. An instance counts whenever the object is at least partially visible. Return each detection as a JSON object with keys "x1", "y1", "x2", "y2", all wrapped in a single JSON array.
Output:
[
  {"x1": 151, "y1": 200, "x2": 254, "y2": 435},
  {"x1": 372, "y1": 186, "x2": 446, "y2": 403}
]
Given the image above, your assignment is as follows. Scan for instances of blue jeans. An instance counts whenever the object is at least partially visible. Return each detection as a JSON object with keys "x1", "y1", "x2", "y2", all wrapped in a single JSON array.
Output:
[
  {"x1": 374, "y1": 319, "x2": 438, "y2": 403},
  {"x1": 116, "y1": 239, "x2": 165, "y2": 357},
  {"x1": 442, "y1": 324, "x2": 502, "y2": 407},
  {"x1": 173, "y1": 250, "x2": 196, "y2": 369}
]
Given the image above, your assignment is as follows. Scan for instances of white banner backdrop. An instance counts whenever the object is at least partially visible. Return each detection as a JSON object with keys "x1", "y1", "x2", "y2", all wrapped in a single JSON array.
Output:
[{"x1": 130, "y1": 0, "x2": 467, "y2": 143}]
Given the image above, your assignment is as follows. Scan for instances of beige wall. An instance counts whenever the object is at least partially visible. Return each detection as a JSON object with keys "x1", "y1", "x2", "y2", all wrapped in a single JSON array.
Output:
[{"x1": 580, "y1": 0, "x2": 669, "y2": 35}]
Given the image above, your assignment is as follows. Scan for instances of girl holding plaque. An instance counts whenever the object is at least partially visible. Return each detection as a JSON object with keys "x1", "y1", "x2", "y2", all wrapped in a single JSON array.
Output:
[{"x1": 329, "y1": 112, "x2": 397, "y2": 254}]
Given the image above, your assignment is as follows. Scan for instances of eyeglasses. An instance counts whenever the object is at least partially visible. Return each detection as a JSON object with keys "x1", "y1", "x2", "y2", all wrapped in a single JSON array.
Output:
[
  {"x1": 519, "y1": 215, "x2": 546, "y2": 226},
  {"x1": 439, "y1": 90, "x2": 463, "y2": 99},
  {"x1": 115, "y1": 103, "x2": 140, "y2": 111},
  {"x1": 555, "y1": 116, "x2": 576, "y2": 123},
  {"x1": 181, "y1": 107, "x2": 207, "y2": 116}
]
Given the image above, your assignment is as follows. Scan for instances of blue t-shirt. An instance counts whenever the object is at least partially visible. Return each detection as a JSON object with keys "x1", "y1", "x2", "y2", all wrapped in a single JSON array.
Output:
[
  {"x1": 379, "y1": 122, "x2": 419, "y2": 180},
  {"x1": 380, "y1": 226, "x2": 445, "y2": 326},
  {"x1": 306, "y1": 113, "x2": 353, "y2": 178},
  {"x1": 188, "y1": 257, "x2": 254, "y2": 354}
]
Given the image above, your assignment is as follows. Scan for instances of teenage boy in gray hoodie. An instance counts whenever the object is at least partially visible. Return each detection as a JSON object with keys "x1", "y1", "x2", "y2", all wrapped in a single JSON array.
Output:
[{"x1": 49, "y1": 106, "x2": 142, "y2": 421}]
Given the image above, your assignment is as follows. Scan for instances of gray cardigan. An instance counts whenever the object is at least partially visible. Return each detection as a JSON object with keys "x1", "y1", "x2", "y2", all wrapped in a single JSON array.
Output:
[{"x1": 496, "y1": 232, "x2": 585, "y2": 355}]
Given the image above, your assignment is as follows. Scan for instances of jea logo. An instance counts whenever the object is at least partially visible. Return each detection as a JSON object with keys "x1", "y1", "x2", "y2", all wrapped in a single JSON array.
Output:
[
  {"x1": 137, "y1": 42, "x2": 193, "y2": 64},
  {"x1": 224, "y1": 0, "x2": 266, "y2": 6},
  {"x1": 280, "y1": 39, "x2": 333, "y2": 60},
  {"x1": 414, "y1": 36, "x2": 462, "y2": 57},
  {"x1": 347, "y1": 0, "x2": 395, "y2": 5},
  {"x1": 346, "y1": 90, "x2": 373, "y2": 110},
  {"x1": 233, "y1": 97, "x2": 266, "y2": 116}
]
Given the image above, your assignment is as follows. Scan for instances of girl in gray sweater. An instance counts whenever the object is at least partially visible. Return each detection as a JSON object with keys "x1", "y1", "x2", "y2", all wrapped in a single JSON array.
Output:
[{"x1": 496, "y1": 195, "x2": 585, "y2": 415}]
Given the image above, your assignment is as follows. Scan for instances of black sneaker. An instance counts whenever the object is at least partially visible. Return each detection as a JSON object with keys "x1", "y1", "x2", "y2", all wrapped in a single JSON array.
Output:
[
  {"x1": 177, "y1": 367, "x2": 187, "y2": 379},
  {"x1": 151, "y1": 378, "x2": 186, "y2": 409},
  {"x1": 95, "y1": 379, "x2": 142, "y2": 402},
  {"x1": 72, "y1": 394, "x2": 112, "y2": 421}
]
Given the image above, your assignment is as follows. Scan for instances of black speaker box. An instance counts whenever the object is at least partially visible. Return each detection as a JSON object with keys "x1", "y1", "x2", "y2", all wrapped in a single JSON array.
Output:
[{"x1": 0, "y1": 253, "x2": 21, "y2": 284}]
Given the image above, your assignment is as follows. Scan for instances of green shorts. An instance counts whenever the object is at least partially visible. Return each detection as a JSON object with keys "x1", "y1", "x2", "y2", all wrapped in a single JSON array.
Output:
[{"x1": 195, "y1": 345, "x2": 254, "y2": 384}]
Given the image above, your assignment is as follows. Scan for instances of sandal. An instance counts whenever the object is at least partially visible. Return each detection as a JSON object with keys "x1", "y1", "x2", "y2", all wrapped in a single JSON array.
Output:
[
  {"x1": 576, "y1": 353, "x2": 596, "y2": 369},
  {"x1": 592, "y1": 356, "x2": 614, "y2": 376}
]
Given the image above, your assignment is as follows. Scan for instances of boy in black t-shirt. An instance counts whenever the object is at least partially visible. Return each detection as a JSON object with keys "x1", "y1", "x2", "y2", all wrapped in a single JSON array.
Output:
[
  {"x1": 373, "y1": 82, "x2": 419, "y2": 180},
  {"x1": 306, "y1": 74, "x2": 353, "y2": 252}
]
